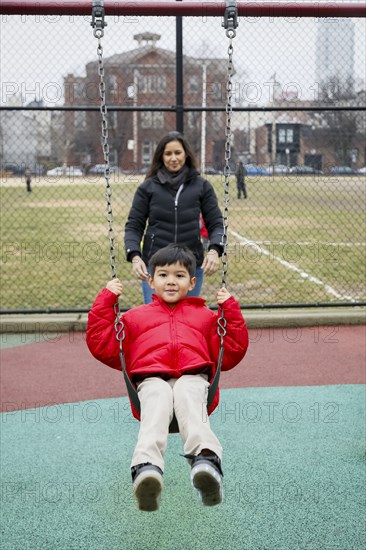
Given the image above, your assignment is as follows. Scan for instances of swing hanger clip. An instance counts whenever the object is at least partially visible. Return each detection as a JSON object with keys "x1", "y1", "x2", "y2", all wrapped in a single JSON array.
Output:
[
  {"x1": 91, "y1": 0, "x2": 107, "y2": 38},
  {"x1": 222, "y1": 0, "x2": 238, "y2": 38}
]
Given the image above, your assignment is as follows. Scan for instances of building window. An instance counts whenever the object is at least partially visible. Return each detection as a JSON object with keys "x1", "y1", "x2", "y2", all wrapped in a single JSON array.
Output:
[
  {"x1": 138, "y1": 75, "x2": 166, "y2": 94},
  {"x1": 287, "y1": 128, "x2": 294, "y2": 143},
  {"x1": 189, "y1": 77, "x2": 199, "y2": 93},
  {"x1": 107, "y1": 112, "x2": 117, "y2": 129},
  {"x1": 141, "y1": 112, "x2": 164, "y2": 128},
  {"x1": 207, "y1": 82, "x2": 222, "y2": 100},
  {"x1": 108, "y1": 75, "x2": 117, "y2": 92},
  {"x1": 141, "y1": 112, "x2": 151, "y2": 128},
  {"x1": 75, "y1": 111, "x2": 86, "y2": 128},
  {"x1": 278, "y1": 128, "x2": 294, "y2": 144},
  {"x1": 187, "y1": 112, "x2": 199, "y2": 129},
  {"x1": 109, "y1": 149, "x2": 118, "y2": 165},
  {"x1": 142, "y1": 141, "x2": 153, "y2": 165},
  {"x1": 212, "y1": 112, "x2": 222, "y2": 131}
]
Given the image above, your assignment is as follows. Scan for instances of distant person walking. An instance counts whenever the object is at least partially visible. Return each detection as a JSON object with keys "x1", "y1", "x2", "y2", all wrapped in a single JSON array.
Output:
[
  {"x1": 236, "y1": 161, "x2": 247, "y2": 199},
  {"x1": 25, "y1": 168, "x2": 32, "y2": 193}
]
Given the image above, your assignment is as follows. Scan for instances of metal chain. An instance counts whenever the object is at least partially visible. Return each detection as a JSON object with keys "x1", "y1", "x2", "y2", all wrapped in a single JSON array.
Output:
[
  {"x1": 96, "y1": 38, "x2": 117, "y2": 281},
  {"x1": 217, "y1": 2, "x2": 238, "y2": 342},
  {"x1": 92, "y1": 3, "x2": 125, "y2": 349},
  {"x1": 221, "y1": 36, "x2": 234, "y2": 291}
]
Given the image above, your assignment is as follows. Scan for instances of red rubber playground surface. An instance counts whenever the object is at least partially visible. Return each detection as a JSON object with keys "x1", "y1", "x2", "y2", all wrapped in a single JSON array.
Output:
[
  {"x1": 1, "y1": 324, "x2": 365, "y2": 550},
  {"x1": 1, "y1": 325, "x2": 364, "y2": 411}
]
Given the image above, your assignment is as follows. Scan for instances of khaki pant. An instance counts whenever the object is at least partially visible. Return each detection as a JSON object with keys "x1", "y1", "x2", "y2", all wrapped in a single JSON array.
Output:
[{"x1": 131, "y1": 374, "x2": 222, "y2": 471}]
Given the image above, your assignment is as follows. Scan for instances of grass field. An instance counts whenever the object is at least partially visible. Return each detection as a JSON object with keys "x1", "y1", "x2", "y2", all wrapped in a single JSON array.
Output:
[{"x1": 0, "y1": 173, "x2": 365, "y2": 311}]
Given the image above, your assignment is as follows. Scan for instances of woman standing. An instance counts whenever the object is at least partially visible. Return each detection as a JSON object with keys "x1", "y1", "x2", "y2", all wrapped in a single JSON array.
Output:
[{"x1": 124, "y1": 132, "x2": 224, "y2": 303}]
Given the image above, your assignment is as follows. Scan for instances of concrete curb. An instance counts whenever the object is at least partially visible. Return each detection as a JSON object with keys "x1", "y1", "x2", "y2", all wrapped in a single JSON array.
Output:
[{"x1": 1, "y1": 307, "x2": 365, "y2": 333}]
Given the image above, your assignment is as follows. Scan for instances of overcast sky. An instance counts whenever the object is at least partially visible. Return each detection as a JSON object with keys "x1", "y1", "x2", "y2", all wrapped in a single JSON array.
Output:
[{"x1": 1, "y1": 1, "x2": 365, "y2": 107}]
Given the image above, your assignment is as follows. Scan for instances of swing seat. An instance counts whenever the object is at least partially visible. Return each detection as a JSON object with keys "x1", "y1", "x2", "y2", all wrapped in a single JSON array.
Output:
[{"x1": 121, "y1": 352, "x2": 222, "y2": 434}]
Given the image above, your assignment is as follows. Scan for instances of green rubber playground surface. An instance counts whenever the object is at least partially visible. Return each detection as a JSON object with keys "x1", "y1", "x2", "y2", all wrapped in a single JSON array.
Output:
[{"x1": 1, "y1": 384, "x2": 365, "y2": 550}]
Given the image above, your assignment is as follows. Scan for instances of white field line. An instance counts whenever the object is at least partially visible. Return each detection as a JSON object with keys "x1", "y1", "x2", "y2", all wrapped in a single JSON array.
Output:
[
  {"x1": 229, "y1": 229, "x2": 358, "y2": 302},
  {"x1": 253, "y1": 240, "x2": 366, "y2": 247}
]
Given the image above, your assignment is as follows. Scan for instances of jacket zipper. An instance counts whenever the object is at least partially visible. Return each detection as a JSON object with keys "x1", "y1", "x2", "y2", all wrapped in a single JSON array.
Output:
[
  {"x1": 170, "y1": 309, "x2": 177, "y2": 367},
  {"x1": 148, "y1": 233, "x2": 155, "y2": 256},
  {"x1": 174, "y1": 184, "x2": 184, "y2": 243}
]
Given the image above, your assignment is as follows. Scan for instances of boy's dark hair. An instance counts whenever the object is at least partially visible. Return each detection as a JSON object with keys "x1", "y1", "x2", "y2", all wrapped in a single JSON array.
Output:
[{"x1": 149, "y1": 244, "x2": 196, "y2": 278}]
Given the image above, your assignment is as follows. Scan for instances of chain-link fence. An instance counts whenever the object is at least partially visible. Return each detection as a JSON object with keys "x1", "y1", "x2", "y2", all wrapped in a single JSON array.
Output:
[{"x1": 1, "y1": 9, "x2": 365, "y2": 312}]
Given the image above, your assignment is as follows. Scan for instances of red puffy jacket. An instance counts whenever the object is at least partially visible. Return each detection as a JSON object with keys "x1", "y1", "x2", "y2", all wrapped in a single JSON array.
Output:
[{"x1": 86, "y1": 289, "x2": 248, "y2": 419}]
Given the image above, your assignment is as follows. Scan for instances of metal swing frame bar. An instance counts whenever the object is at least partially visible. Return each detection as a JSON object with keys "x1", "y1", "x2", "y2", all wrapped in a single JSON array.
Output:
[{"x1": 0, "y1": 1, "x2": 365, "y2": 17}]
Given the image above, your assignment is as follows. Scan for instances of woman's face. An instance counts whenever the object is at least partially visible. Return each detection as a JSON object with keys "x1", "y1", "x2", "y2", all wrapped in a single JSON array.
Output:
[{"x1": 162, "y1": 140, "x2": 187, "y2": 173}]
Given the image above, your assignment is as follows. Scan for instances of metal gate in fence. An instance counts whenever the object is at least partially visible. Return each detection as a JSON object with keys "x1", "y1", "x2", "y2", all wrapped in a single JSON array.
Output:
[{"x1": 1, "y1": 1, "x2": 365, "y2": 312}]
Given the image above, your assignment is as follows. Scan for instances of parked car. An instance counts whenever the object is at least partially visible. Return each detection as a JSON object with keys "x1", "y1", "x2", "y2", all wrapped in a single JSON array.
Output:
[
  {"x1": 329, "y1": 166, "x2": 357, "y2": 176},
  {"x1": 46, "y1": 166, "x2": 83, "y2": 177},
  {"x1": 2, "y1": 162, "x2": 25, "y2": 175},
  {"x1": 2, "y1": 163, "x2": 44, "y2": 175},
  {"x1": 269, "y1": 164, "x2": 289, "y2": 175},
  {"x1": 46, "y1": 167, "x2": 63, "y2": 176},
  {"x1": 358, "y1": 167, "x2": 366, "y2": 174},
  {"x1": 68, "y1": 167, "x2": 83, "y2": 176},
  {"x1": 290, "y1": 165, "x2": 322, "y2": 175},
  {"x1": 31, "y1": 164, "x2": 45, "y2": 176},
  {"x1": 88, "y1": 164, "x2": 121, "y2": 174},
  {"x1": 204, "y1": 167, "x2": 221, "y2": 175},
  {"x1": 244, "y1": 163, "x2": 270, "y2": 176}
]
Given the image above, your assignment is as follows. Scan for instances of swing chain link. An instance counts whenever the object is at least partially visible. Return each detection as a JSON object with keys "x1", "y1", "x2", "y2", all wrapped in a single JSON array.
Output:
[
  {"x1": 221, "y1": 10, "x2": 236, "y2": 291},
  {"x1": 217, "y1": 0, "x2": 237, "y2": 340},
  {"x1": 92, "y1": 3, "x2": 125, "y2": 347},
  {"x1": 114, "y1": 302, "x2": 126, "y2": 349},
  {"x1": 96, "y1": 38, "x2": 117, "y2": 282}
]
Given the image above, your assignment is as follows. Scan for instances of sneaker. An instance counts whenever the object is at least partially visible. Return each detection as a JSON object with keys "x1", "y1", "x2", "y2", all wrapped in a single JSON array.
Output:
[
  {"x1": 131, "y1": 463, "x2": 163, "y2": 512},
  {"x1": 188, "y1": 453, "x2": 224, "y2": 506}
]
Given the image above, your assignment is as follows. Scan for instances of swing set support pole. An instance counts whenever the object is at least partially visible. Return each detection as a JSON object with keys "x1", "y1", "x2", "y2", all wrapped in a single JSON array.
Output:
[
  {"x1": 176, "y1": 1, "x2": 184, "y2": 134},
  {"x1": 0, "y1": 1, "x2": 365, "y2": 17}
]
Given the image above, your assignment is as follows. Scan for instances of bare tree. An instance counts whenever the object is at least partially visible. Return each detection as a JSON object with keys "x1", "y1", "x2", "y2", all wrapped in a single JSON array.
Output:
[{"x1": 315, "y1": 76, "x2": 362, "y2": 166}]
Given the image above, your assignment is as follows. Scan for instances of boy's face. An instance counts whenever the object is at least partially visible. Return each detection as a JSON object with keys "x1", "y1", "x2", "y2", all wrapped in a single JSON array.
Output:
[{"x1": 148, "y1": 262, "x2": 196, "y2": 304}]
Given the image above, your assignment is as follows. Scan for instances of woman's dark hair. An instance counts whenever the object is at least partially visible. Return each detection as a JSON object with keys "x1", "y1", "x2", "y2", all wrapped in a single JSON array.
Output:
[
  {"x1": 149, "y1": 244, "x2": 196, "y2": 278},
  {"x1": 145, "y1": 131, "x2": 198, "y2": 179}
]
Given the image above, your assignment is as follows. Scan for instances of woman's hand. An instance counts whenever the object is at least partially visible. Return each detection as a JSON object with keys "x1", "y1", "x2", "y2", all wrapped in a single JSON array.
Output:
[
  {"x1": 131, "y1": 257, "x2": 149, "y2": 280},
  {"x1": 202, "y1": 249, "x2": 220, "y2": 276},
  {"x1": 216, "y1": 287, "x2": 231, "y2": 305},
  {"x1": 106, "y1": 278, "x2": 123, "y2": 296}
]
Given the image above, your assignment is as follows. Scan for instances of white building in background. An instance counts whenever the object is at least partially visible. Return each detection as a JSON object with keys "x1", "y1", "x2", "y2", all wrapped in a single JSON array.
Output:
[
  {"x1": 315, "y1": 19, "x2": 355, "y2": 92},
  {"x1": 1, "y1": 98, "x2": 52, "y2": 172}
]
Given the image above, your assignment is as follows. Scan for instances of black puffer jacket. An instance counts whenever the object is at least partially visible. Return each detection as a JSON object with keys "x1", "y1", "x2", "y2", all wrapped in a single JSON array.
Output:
[{"x1": 124, "y1": 169, "x2": 223, "y2": 266}]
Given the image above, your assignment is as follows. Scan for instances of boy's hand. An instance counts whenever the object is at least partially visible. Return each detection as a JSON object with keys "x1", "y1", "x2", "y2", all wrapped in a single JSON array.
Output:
[
  {"x1": 106, "y1": 278, "x2": 123, "y2": 296},
  {"x1": 216, "y1": 287, "x2": 231, "y2": 305}
]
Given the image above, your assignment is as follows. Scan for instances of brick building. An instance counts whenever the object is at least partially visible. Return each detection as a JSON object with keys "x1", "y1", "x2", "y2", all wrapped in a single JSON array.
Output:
[
  {"x1": 63, "y1": 33, "x2": 230, "y2": 172},
  {"x1": 254, "y1": 93, "x2": 365, "y2": 171}
]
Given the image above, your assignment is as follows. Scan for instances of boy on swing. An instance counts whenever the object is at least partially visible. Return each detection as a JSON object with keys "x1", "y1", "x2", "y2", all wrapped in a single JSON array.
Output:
[{"x1": 86, "y1": 244, "x2": 248, "y2": 511}]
